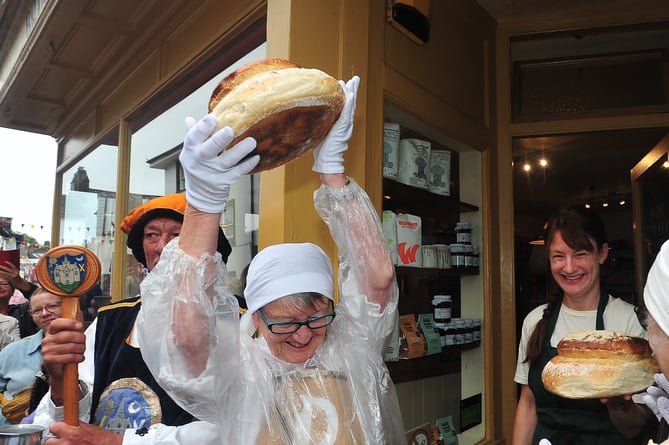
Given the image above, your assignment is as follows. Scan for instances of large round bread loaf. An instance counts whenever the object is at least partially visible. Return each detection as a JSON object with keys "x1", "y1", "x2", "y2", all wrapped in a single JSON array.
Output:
[
  {"x1": 208, "y1": 58, "x2": 346, "y2": 173},
  {"x1": 541, "y1": 330, "x2": 659, "y2": 399}
]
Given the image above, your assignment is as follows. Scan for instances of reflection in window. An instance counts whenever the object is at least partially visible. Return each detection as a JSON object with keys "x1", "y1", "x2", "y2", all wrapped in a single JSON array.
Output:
[
  {"x1": 60, "y1": 141, "x2": 118, "y2": 319},
  {"x1": 127, "y1": 42, "x2": 266, "y2": 297}
]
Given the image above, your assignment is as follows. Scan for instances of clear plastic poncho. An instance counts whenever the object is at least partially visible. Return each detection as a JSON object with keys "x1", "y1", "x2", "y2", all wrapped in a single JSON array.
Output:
[{"x1": 136, "y1": 178, "x2": 406, "y2": 444}]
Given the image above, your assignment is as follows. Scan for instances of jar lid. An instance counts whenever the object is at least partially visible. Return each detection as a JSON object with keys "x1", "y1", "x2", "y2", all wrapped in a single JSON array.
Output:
[
  {"x1": 432, "y1": 295, "x2": 452, "y2": 304},
  {"x1": 457, "y1": 221, "x2": 472, "y2": 230}
]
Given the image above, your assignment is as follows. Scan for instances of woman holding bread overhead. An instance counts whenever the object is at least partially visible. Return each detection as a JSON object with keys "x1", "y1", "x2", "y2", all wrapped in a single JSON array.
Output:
[
  {"x1": 135, "y1": 70, "x2": 407, "y2": 444},
  {"x1": 513, "y1": 206, "x2": 656, "y2": 445}
]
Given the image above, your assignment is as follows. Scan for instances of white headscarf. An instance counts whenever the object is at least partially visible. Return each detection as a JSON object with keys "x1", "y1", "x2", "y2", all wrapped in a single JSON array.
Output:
[
  {"x1": 644, "y1": 239, "x2": 669, "y2": 336},
  {"x1": 243, "y1": 243, "x2": 334, "y2": 315}
]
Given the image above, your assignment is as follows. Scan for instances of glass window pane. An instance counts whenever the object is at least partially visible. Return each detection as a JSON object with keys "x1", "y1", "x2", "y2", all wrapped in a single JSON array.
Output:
[
  {"x1": 127, "y1": 43, "x2": 266, "y2": 297},
  {"x1": 60, "y1": 139, "x2": 118, "y2": 320}
]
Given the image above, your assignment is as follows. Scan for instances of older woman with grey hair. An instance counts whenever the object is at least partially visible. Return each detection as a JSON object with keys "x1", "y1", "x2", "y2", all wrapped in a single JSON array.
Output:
[
  {"x1": 641, "y1": 240, "x2": 669, "y2": 444},
  {"x1": 136, "y1": 74, "x2": 406, "y2": 444}
]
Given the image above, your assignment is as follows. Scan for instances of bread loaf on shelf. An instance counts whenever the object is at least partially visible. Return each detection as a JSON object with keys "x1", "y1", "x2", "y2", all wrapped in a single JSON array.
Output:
[
  {"x1": 208, "y1": 58, "x2": 345, "y2": 173},
  {"x1": 541, "y1": 329, "x2": 659, "y2": 399}
]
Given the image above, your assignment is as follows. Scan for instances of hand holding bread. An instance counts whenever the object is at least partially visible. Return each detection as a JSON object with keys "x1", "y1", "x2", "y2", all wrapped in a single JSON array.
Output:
[
  {"x1": 542, "y1": 330, "x2": 659, "y2": 399},
  {"x1": 644, "y1": 373, "x2": 669, "y2": 422},
  {"x1": 180, "y1": 115, "x2": 259, "y2": 213},
  {"x1": 312, "y1": 75, "x2": 360, "y2": 174}
]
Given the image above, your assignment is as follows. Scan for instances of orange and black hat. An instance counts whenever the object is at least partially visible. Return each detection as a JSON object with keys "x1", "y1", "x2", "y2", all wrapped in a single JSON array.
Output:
[{"x1": 120, "y1": 194, "x2": 231, "y2": 267}]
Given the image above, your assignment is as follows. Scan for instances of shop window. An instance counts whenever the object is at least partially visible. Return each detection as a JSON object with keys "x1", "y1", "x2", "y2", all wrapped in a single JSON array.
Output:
[
  {"x1": 60, "y1": 138, "x2": 118, "y2": 318},
  {"x1": 127, "y1": 42, "x2": 266, "y2": 297}
]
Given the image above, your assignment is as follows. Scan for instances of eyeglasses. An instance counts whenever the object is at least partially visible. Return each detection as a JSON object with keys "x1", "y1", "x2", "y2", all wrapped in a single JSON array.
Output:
[
  {"x1": 30, "y1": 302, "x2": 62, "y2": 317},
  {"x1": 257, "y1": 300, "x2": 336, "y2": 334}
]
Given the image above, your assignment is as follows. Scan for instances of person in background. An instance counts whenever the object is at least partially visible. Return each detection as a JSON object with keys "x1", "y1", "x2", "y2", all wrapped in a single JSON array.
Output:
[
  {"x1": 33, "y1": 193, "x2": 232, "y2": 444},
  {"x1": 512, "y1": 206, "x2": 656, "y2": 445},
  {"x1": 0, "y1": 287, "x2": 61, "y2": 425},
  {"x1": 0, "y1": 261, "x2": 39, "y2": 338},
  {"x1": 135, "y1": 75, "x2": 406, "y2": 443},
  {"x1": 0, "y1": 279, "x2": 21, "y2": 349},
  {"x1": 639, "y1": 239, "x2": 669, "y2": 444}
]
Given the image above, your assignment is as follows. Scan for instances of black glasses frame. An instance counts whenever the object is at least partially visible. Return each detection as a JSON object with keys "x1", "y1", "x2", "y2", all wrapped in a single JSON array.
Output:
[
  {"x1": 30, "y1": 302, "x2": 62, "y2": 317},
  {"x1": 257, "y1": 300, "x2": 336, "y2": 334}
]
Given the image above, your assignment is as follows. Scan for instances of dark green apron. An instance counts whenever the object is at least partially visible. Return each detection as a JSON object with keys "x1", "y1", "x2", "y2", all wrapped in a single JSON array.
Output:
[{"x1": 528, "y1": 291, "x2": 639, "y2": 445}]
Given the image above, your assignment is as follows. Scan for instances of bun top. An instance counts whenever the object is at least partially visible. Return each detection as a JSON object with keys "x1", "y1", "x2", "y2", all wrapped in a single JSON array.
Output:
[{"x1": 208, "y1": 58, "x2": 346, "y2": 173}]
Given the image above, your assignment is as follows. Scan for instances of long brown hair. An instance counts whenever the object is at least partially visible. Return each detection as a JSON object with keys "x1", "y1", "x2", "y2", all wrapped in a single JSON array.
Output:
[{"x1": 523, "y1": 206, "x2": 607, "y2": 366}]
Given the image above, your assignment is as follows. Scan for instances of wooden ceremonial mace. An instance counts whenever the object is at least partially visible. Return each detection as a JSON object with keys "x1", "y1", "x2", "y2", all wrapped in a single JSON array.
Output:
[{"x1": 36, "y1": 245, "x2": 101, "y2": 426}]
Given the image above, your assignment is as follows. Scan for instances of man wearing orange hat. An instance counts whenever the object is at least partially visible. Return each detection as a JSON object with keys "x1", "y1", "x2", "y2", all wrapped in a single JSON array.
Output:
[{"x1": 33, "y1": 193, "x2": 231, "y2": 444}]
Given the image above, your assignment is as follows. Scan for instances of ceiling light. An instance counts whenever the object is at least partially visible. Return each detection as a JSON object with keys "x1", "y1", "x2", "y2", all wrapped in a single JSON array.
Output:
[
  {"x1": 602, "y1": 202, "x2": 608, "y2": 207},
  {"x1": 619, "y1": 199, "x2": 625, "y2": 206},
  {"x1": 585, "y1": 203, "x2": 591, "y2": 209},
  {"x1": 663, "y1": 161, "x2": 669, "y2": 169},
  {"x1": 539, "y1": 158, "x2": 548, "y2": 168},
  {"x1": 523, "y1": 162, "x2": 531, "y2": 172}
]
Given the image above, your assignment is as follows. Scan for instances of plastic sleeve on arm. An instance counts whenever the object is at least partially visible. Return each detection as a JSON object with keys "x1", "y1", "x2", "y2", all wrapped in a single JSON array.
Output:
[
  {"x1": 136, "y1": 239, "x2": 240, "y2": 424},
  {"x1": 313, "y1": 177, "x2": 399, "y2": 352}
]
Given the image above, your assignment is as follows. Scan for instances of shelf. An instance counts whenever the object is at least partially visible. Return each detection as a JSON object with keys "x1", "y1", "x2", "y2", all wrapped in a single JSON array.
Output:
[
  {"x1": 383, "y1": 178, "x2": 479, "y2": 217},
  {"x1": 395, "y1": 266, "x2": 479, "y2": 277},
  {"x1": 386, "y1": 343, "x2": 480, "y2": 384}
]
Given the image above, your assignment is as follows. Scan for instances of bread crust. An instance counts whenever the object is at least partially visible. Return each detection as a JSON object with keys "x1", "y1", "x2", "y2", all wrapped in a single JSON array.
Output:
[
  {"x1": 208, "y1": 58, "x2": 346, "y2": 173},
  {"x1": 542, "y1": 330, "x2": 659, "y2": 399}
]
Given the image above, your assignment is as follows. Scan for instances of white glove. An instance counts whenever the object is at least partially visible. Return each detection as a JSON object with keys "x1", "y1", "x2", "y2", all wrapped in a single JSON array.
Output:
[
  {"x1": 180, "y1": 114, "x2": 259, "y2": 213},
  {"x1": 312, "y1": 75, "x2": 360, "y2": 174},
  {"x1": 644, "y1": 373, "x2": 669, "y2": 422}
]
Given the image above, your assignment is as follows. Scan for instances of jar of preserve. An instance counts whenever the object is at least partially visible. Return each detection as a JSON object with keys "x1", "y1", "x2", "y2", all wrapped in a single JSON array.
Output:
[
  {"x1": 453, "y1": 318, "x2": 466, "y2": 345},
  {"x1": 435, "y1": 322, "x2": 448, "y2": 348},
  {"x1": 455, "y1": 221, "x2": 472, "y2": 244},
  {"x1": 473, "y1": 319, "x2": 481, "y2": 346},
  {"x1": 463, "y1": 319, "x2": 474, "y2": 345},
  {"x1": 443, "y1": 322, "x2": 456, "y2": 349},
  {"x1": 472, "y1": 245, "x2": 480, "y2": 274},
  {"x1": 464, "y1": 244, "x2": 474, "y2": 272},
  {"x1": 432, "y1": 295, "x2": 452, "y2": 324},
  {"x1": 450, "y1": 244, "x2": 466, "y2": 270}
]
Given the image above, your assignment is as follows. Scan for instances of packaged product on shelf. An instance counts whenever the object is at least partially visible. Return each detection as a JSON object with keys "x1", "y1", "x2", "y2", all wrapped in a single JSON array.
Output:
[
  {"x1": 397, "y1": 138, "x2": 430, "y2": 189},
  {"x1": 383, "y1": 122, "x2": 400, "y2": 179},
  {"x1": 396, "y1": 213, "x2": 422, "y2": 267},
  {"x1": 421, "y1": 244, "x2": 438, "y2": 268},
  {"x1": 418, "y1": 313, "x2": 442, "y2": 355},
  {"x1": 432, "y1": 295, "x2": 452, "y2": 324},
  {"x1": 455, "y1": 221, "x2": 472, "y2": 244},
  {"x1": 382, "y1": 210, "x2": 399, "y2": 265},
  {"x1": 436, "y1": 416, "x2": 458, "y2": 445},
  {"x1": 398, "y1": 314, "x2": 425, "y2": 359},
  {"x1": 434, "y1": 244, "x2": 451, "y2": 269},
  {"x1": 383, "y1": 312, "x2": 400, "y2": 362},
  {"x1": 428, "y1": 149, "x2": 452, "y2": 196}
]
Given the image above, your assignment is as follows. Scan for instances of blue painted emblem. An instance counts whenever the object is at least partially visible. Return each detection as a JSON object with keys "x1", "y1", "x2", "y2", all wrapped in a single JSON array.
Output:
[
  {"x1": 95, "y1": 378, "x2": 162, "y2": 433},
  {"x1": 46, "y1": 253, "x2": 86, "y2": 293}
]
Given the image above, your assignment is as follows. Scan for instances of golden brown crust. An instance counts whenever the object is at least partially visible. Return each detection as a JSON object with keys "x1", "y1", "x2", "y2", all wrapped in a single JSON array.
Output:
[
  {"x1": 208, "y1": 58, "x2": 345, "y2": 173},
  {"x1": 208, "y1": 59, "x2": 300, "y2": 113},
  {"x1": 557, "y1": 329, "x2": 653, "y2": 359},
  {"x1": 542, "y1": 330, "x2": 659, "y2": 399}
]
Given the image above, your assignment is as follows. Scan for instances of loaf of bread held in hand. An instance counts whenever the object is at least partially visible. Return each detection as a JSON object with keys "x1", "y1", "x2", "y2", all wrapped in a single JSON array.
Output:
[
  {"x1": 541, "y1": 329, "x2": 659, "y2": 399},
  {"x1": 208, "y1": 58, "x2": 346, "y2": 173}
]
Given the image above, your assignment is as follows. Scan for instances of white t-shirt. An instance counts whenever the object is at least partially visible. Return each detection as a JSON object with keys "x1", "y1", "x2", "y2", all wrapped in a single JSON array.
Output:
[{"x1": 514, "y1": 295, "x2": 645, "y2": 385}]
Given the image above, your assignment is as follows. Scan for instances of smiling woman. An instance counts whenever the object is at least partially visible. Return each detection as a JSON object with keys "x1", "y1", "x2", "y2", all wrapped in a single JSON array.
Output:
[{"x1": 513, "y1": 205, "x2": 655, "y2": 444}]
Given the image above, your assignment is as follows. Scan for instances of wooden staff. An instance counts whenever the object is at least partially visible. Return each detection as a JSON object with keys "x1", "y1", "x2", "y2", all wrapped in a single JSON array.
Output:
[{"x1": 36, "y1": 245, "x2": 101, "y2": 426}]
